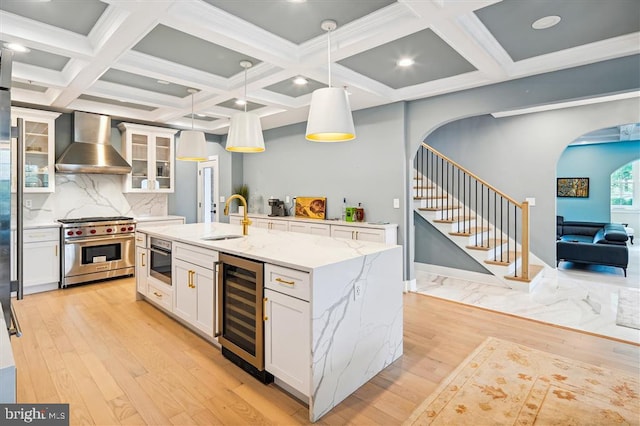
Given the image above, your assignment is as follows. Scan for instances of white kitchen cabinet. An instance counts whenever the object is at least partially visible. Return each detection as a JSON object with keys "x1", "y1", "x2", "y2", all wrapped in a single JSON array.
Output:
[
  {"x1": 288, "y1": 221, "x2": 331, "y2": 236},
  {"x1": 264, "y1": 264, "x2": 310, "y2": 397},
  {"x1": 330, "y1": 225, "x2": 386, "y2": 243},
  {"x1": 135, "y1": 232, "x2": 148, "y2": 295},
  {"x1": 119, "y1": 123, "x2": 177, "y2": 193},
  {"x1": 230, "y1": 213, "x2": 397, "y2": 244},
  {"x1": 255, "y1": 218, "x2": 288, "y2": 231},
  {"x1": 23, "y1": 227, "x2": 60, "y2": 294},
  {"x1": 12, "y1": 107, "x2": 60, "y2": 193},
  {"x1": 172, "y1": 242, "x2": 218, "y2": 337}
]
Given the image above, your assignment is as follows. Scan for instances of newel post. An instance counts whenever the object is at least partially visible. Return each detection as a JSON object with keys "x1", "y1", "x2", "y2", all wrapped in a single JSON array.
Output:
[{"x1": 521, "y1": 200, "x2": 530, "y2": 280}]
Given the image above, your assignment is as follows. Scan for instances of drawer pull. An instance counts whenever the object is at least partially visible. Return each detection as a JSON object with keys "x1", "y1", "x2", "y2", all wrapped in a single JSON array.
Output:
[
  {"x1": 275, "y1": 277, "x2": 295, "y2": 286},
  {"x1": 188, "y1": 270, "x2": 196, "y2": 288},
  {"x1": 153, "y1": 291, "x2": 162, "y2": 298},
  {"x1": 136, "y1": 237, "x2": 143, "y2": 242}
]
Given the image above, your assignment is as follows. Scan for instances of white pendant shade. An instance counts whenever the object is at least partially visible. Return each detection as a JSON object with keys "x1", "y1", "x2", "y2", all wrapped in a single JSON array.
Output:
[
  {"x1": 177, "y1": 130, "x2": 207, "y2": 161},
  {"x1": 305, "y1": 87, "x2": 355, "y2": 142},
  {"x1": 226, "y1": 112, "x2": 265, "y2": 152}
]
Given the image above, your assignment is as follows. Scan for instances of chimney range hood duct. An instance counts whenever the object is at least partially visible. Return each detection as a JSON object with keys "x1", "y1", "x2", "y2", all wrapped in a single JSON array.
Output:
[{"x1": 55, "y1": 111, "x2": 132, "y2": 174}]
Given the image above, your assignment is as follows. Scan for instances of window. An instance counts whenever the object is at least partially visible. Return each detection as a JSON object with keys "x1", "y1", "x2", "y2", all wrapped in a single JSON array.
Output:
[{"x1": 611, "y1": 160, "x2": 639, "y2": 208}]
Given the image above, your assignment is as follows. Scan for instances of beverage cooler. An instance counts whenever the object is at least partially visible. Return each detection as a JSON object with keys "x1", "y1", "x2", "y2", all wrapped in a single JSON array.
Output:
[{"x1": 216, "y1": 253, "x2": 272, "y2": 383}]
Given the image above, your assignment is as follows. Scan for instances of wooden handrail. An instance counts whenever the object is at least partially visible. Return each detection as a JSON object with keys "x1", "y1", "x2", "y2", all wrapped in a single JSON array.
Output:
[{"x1": 421, "y1": 143, "x2": 522, "y2": 208}]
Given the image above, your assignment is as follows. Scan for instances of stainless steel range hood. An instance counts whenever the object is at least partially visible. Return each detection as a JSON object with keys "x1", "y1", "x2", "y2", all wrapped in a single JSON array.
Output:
[{"x1": 55, "y1": 111, "x2": 132, "y2": 174}]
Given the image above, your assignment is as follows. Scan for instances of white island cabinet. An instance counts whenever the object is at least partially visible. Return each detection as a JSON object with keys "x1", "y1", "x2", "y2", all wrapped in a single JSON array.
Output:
[
  {"x1": 172, "y1": 242, "x2": 218, "y2": 337},
  {"x1": 136, "y1": 222, "x2": 402, "y2": 422},
  {"x1": 264, "y1": 264, "x2": 311, "y2": 397}
]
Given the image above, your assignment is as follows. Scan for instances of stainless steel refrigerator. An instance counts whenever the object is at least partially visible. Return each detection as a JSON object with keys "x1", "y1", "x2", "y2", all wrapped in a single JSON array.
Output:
[{"x1": 1, "y1": 48, "x2": 22, "y2": 336}]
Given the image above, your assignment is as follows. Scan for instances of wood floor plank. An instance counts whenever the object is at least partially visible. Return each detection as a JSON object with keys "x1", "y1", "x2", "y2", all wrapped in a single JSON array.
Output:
[{"x1": 10, "y1": 278, "x2": 639, "y2": 425}]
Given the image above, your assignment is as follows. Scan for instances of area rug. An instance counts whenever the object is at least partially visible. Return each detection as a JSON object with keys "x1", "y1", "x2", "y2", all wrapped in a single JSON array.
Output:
[
  {"x1": 404, "y1": 337, "x2": 639, "y2": 425},
  {"x1": 617, "y1": 287, "x2": 640, "y2": 330}
]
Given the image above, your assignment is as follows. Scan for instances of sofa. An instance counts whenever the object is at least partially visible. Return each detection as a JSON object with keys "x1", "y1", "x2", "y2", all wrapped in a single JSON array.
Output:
[{"x1": 556, "y1": 216, "x2": 629, "y2": 276}]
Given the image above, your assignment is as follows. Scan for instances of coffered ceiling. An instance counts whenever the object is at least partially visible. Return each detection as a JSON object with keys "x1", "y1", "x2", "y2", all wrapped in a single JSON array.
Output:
[{"x1": 1, "y1": 0, "x2": 638, "y2": 135}]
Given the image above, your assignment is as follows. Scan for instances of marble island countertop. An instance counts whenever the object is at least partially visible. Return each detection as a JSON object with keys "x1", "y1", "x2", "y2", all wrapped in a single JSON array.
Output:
[{"x1": 138, "y1": 222, "x2": 398, "y2": 271}]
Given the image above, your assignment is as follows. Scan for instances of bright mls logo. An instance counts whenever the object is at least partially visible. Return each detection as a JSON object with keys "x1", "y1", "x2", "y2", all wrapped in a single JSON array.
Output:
[{"x1": 1, "y1": 404, "x2": 68, "y2": 425}]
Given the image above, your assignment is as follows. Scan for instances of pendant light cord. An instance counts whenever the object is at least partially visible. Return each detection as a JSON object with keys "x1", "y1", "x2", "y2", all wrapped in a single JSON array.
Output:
[
  {"x1": 190, "y1": 92, "x2": 195, "y2": 130},
  {"x1": 327, "y1": 26, "x2": 332, "y2": 88},
  {"x1": 244, "y1": 66, "x2": 248, "y2": 113}
]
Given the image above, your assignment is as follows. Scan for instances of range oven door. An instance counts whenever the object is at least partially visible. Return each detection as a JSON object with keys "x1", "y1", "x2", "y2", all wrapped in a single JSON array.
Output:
[{"x1": 63, "y1": 235, "x2": 134, "y2": 284}]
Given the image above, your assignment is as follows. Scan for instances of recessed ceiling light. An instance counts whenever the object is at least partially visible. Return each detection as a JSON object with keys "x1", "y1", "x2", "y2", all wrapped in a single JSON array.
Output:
[
  {"x1": 4, "y1": 43, "x2": 30, "y2": 53},
  {"x1": 235, "y1": 99, "x2": 247, "y2": 106},
  {"x1": 196, "y1": 113, "x2": 206, "y2": 117},
  {"x1": 397, "y1": 57, "x2": 414, "y2": 67},
  {"x1": 156, "y1": 80, "x2": 170, "y2": 85},
  {"x1": 293, "y1": 76, "x2": 308, "y2": 85},
  {"x1": 287, "y1": 0, "x2": 307, "y2": 3},
  {"x1": 532, "y1": 15, "x2": 561, "y2": 30}
]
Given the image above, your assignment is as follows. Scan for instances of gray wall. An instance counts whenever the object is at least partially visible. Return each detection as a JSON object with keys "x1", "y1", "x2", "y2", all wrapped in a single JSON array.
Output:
[
  {"x1": 557, "y1": 140, "x2": 640, "y2": 222},
  {"x1": 242, "y1": 102, "x2": 406, "y2": 230},
  {"x1": 414, "y1": 212, "x2": 490, "y2": 274}
]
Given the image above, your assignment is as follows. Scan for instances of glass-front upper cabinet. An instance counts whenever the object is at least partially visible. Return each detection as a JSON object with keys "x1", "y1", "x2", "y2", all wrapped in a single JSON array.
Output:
[
  {"x1": 12, "y1": 107, "x2": 60, "y2": 193},
  {"x1": 119, "y1": 122, "x2": 177, "y2": 193}
]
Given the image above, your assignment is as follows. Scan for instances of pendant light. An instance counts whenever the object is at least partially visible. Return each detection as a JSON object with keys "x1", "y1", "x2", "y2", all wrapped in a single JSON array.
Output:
[
  {"x1": 226, "y1": 60, "x2": 265, "y2": 152},
  {"x1": 177, "y1": 88, "x2": 207, "y2": 161},
  {"x1": 305, "y1": 19, "x2": 355, "y2": 142}
]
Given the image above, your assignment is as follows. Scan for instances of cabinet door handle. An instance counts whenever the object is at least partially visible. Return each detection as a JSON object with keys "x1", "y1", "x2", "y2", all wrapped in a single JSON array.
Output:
[
  {"x1": 141, "y1": 252, "x2": 146, "y2": 267},
  {"x1": 352, "y1": 230, "x2": 355, "y2": 239},
  {"x1": 54, "y1": 244, "x2": 57, "y2": 257},
  {"x1": 355, "y1": 231, "x2": 359, "y2": 240},
  {"x1": 153, "y1": 291, "x2": 162, "y2": 298},
  {"x1": 263, "y1": 297, "x2": 268, "y2": 321},
  {"x1": 275, "y1": 277, "x2": 295, "y2": 286},
  {"x1": 188, "y1": 270, "x2": 196, "y2": 288}
]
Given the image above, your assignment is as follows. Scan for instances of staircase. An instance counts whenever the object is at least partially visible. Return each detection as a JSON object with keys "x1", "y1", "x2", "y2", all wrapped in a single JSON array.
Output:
[{"x1": 414, "y1": 144, "x2": 545, "y2": 292}]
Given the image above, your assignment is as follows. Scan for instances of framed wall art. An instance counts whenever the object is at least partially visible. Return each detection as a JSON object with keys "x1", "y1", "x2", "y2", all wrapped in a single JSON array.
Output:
[
  {"x1": 557, "y1": 177, "x2": 589, "y2": 198},
  {"x1": 295, "y1": 197, "x2": 326, "y2": 219}
]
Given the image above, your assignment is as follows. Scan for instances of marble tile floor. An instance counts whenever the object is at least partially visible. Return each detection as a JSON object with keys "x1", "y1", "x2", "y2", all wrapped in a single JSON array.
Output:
[{"x1": 415, "y1": 244, "x2": 640, "y2": 344}]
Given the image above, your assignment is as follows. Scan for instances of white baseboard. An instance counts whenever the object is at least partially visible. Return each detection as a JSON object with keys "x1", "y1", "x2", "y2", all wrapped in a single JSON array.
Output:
[
  {"x1": 414, "y1": 263, "x2": 507, "y2": 287},
  {"x1": 404, "y1": 279, "x2": 416, "y2": 293}
]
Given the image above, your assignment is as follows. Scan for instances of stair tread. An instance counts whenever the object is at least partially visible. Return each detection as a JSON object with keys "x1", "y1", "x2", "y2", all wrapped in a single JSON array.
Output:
[
  {"x1": 433, "y1": 215, "x2": 474, "y2": 223},
  {"x1": 419, "y1": 206, "x2": 462, "y2": 212},
  {"x1": 484, "y1": 250, "x2": 521, "y2": 266},
  {"x1": 449, "y1": 226, "x2": 490, "y2": 236},
  {"x1": 504, "y1": 264, "x2": 545, "y2": 283},
  {"x1": 466, "y1": 239, "x2": 508, "y2": 250}
]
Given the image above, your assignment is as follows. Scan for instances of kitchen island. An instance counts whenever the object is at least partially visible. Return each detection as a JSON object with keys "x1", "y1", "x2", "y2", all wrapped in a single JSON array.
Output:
[{"x1": 136, "y1": 222, "x2": 403, "y2": 422}]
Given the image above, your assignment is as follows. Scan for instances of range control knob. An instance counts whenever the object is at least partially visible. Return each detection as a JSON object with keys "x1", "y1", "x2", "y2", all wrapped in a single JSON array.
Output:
[
  {"x1": 106, "y1": 228, "x2": 113, "y2": 233},
  {"x1": 121, "y1": 227, "x2": 127, "y2": 232},
  {"x1": 75, "y1": 230, "x2": 83, "y2": 235},
  {"x1": 90, "y1": 229, "x2": 97, "y2": 234},
  {"x1": 127, "y1": 226, "x2": 134, "y2": 231},
  {"x1": 67, "y1": 230, "x2": 74, "y2": 236}
]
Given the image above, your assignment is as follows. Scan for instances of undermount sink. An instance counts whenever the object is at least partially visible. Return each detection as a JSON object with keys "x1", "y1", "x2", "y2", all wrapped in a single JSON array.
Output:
[{"x1": 201, "y1": 234, "x2": 244, "y2": 241}]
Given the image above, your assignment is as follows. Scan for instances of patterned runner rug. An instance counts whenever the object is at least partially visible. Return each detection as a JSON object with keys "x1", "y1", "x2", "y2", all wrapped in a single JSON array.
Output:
[
  {"x1": 404, "y1": 337, "x2": 639, "y2": 425},
  {"x1": 617, "y1": 287, "x2": 640, "y2": 330}
]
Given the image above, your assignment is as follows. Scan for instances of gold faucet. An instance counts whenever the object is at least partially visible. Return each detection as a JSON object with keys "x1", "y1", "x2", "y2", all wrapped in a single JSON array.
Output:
[{"x1": 224, "y1": 194, "x2": 251, "y2": 235}]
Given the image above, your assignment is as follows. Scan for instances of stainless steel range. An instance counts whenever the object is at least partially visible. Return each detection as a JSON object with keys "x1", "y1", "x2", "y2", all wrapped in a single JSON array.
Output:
[{"x1": 58, "y1": 216, "x2": 136, "y2": 288}]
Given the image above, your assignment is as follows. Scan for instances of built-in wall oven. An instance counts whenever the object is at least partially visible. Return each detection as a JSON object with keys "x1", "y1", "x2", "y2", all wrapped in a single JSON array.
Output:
[
  {"x1": 58, "y1": 217, "x2": 135, "y2": 288},
  {"x1": 217, "y1": 253, "x2": 272, "y2": 383},
  {"x1": 149, "y1": 237, "x2": 171, "y2": 285}
]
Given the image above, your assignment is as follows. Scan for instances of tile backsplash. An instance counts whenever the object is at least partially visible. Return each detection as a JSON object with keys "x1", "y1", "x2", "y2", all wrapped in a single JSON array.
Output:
[{"x1": 21, "y1": 174, "x2": 167, "y2": 224}]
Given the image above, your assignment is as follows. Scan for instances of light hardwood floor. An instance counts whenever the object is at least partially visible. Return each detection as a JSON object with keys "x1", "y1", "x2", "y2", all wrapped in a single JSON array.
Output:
[{"x1": 11, "y1": 277, "x2": 640, "y2": 425}]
